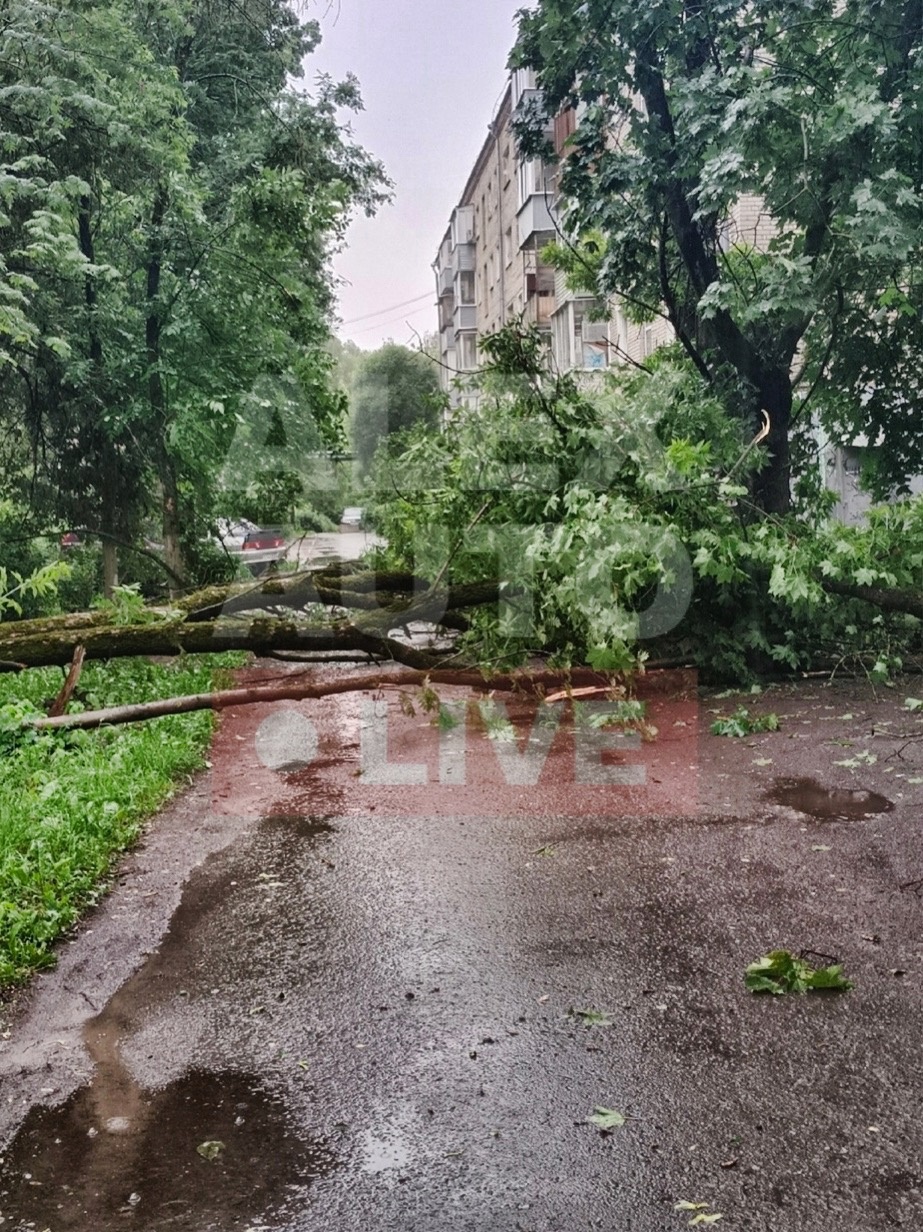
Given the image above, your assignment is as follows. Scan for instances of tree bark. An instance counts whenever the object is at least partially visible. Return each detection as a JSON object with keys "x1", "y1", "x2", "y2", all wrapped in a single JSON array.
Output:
[
  {"x1": 26, "y1": 667, "x2": 621, "y2": 732},
  {"x1": 751, "y1": 371, "x2": 793, "y2": 515},
  {"x1": 102, "y1": 540, "x2": 119, "y2": 597},
  {"x1": 146, "y1": 184, "x2": 185, "y2": 595},
  {"x1": 48, "y1": 645, "x2": 86, "y2": 717}
]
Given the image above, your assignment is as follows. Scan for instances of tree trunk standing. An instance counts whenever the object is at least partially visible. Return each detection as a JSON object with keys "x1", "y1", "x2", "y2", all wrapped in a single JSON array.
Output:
[
  {"x1": 146, "y1": 186, "x2": 184, "y2": 596},
  {"x1": 79, "y1": 197, "x2": 121, "y2": 598},
  {"x1": 752, "y1": 369, "x2": 793, "y2": 517},
  {"x1": 101, "y1": 540, "x2": 119, "y2": 596},
  {"x1": 158, "y1": 457, "x2": 184, "y2": 596}
]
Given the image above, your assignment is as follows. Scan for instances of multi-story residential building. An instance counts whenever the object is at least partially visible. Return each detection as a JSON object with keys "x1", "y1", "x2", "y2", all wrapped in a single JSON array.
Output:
[
  {"x1": 433, "y1": 69, "x2": 921, "y2": 522},
  {"x1": 434, "y1": 69, "x2": 683, "y2": 395},
  {"x1": 433, "y1": 73, "x2": 558, "y2": 407}
]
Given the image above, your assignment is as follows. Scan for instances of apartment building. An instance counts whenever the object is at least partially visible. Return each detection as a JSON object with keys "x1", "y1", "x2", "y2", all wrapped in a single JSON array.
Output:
[
  {"x1": 434, "y1": 71, "x2": 687, "y2": 398},
  {"x1": 433, "y1": 70, "x2": 785, "y2": 393},
  {"x1": 433, "y1": 73, "x2": 558, "y2": 405},
  {"x1": 433, "y1": 71, "x2": 919, "y2": 521}
]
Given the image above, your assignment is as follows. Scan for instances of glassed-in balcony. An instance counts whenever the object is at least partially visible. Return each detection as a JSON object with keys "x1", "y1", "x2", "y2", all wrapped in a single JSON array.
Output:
[
  {"x1": 453, "y1": 303, "x2": 477, "y2": 331},
  {"x1": 517, "y1": 195, "x2": 556, "y2": 247},
  {"x1": 454, "y1": 242, "x2": 476, "y2": 273}
]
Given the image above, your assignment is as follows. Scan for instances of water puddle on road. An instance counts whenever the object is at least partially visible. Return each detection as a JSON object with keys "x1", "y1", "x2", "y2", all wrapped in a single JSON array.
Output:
[
  {"x1": 0, "y1": 813, "x2": 339, "y2": 1231},
  {"x1": 765, "y1": 776, "x2": 894, "y2": 822},
  {"x1": 0, "y1": 1068, "x2": 333, "y2": 1230}
]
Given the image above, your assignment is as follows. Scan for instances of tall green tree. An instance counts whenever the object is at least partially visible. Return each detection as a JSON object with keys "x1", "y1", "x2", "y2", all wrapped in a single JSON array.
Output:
[
  {"x1": 0, "y1": 0, "x2": 387, "y2": 593},
  {"x1": 351, "y1": 344, "x2": 443, "y2": 473},
  {"x1": 513, "y1": 0, "x2": 923, "y2": 513}
]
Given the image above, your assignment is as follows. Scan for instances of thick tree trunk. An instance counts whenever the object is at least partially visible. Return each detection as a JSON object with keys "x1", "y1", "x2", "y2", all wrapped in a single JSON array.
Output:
[
  {"x1": 102, "y1": 539, "x2": 119, "y2": 598},
  {"x1": 751, "y1": 370, "x2": 793, "y2": 516},
  {"x1": 146, "y1": 185, "x2": 185, "y2": 596},
  {"x1": 0, "y1": 567, "x2": 508, "y2": 669}
]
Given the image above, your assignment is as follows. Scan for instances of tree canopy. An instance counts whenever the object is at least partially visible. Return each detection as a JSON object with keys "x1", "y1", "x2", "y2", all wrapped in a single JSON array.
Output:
[
  {"x1": 350, "y1": 343, "x2": 443, "y2": 473},
  {"x1": 512, "y1": 0, "x2": 923, "y2": 512},
  {"x1": 0, "y1": 0, "x2": 387, "y2": 590}
]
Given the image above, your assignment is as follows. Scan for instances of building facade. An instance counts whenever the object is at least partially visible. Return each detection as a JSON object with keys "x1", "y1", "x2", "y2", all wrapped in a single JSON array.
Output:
[
  {"x1": 433, "y1": 73, "x2": 558, "y2": 407},
  {"x1": 433, "y1": 70, "x2": 921, "y2": 522}
]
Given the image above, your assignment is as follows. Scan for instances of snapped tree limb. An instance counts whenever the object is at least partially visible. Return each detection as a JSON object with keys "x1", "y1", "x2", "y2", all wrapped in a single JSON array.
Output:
[{"x1": 0, "y1": 567, "x2": 506, "y2": 670}]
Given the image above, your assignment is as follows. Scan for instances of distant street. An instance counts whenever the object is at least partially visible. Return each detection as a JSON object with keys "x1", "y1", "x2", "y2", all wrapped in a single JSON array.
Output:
[{"x1": 291, "y1": 530, "x2": 383, "y2": 569}]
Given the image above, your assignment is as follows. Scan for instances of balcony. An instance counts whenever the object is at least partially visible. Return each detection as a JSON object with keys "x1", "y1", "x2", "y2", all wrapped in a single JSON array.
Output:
[
  {"x1": 441, "y1": 323, "x2": 457, "y2": 350},
  {"x1": 517, "y1": 194, "x2": 556, "y2": 248},
  {"x1": 437, "y1": 265, "x2": 454, "y2": 296},
  {"x1": 525, "y1": 291, "x2": 555, "y2": 328},
  {"x1": 453, "y1": 303, "x2": 477, "y2": 331},
  {"x1": 454, "y1": 242, "x2": 476, "y2": 273},
  {"x1": 513, "y1": 88, "x2": 554, "y2": 139},
  {"x1": 450, "y1": 205, "x2": 475, "y2": 249}
]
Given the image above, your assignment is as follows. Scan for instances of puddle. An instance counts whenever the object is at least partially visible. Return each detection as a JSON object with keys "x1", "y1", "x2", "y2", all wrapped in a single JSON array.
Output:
[
  {"x1": 0, "y1": 815, "x2": 341, "y2": 1231},
  {"x1": 0, "y1": 1069, "x2": 334, "y2": 1230},
  {"x1": 259, "y1": 811, "x2": 336, "y2": 839},
  {"x1": 765, "y1": 777, "x2": 894, "y2": 822}
]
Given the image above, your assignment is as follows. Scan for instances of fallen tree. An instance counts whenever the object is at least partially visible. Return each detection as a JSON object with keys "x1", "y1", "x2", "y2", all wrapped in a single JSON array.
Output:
[{"x1": 0, "y1": 566, "x2": 504, "y2": 671}]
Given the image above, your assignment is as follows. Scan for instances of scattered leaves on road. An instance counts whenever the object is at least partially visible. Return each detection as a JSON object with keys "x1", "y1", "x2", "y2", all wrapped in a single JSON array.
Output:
[
  {"x1": 833, "y1": 749, "x2": 877, "y2": 767},
  {"x1": 745, "y1": 949, "x2": 853, "y2": 995},
  {"x1": 711, "y1": 708, "x2": 780, "y2": 737}
]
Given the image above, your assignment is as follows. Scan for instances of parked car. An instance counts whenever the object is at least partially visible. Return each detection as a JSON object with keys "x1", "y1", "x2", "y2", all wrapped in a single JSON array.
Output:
[
  {"x1": 213, "y1": 518, "x2": 288, "y2": 573},
  {"x1": 339, "y1": 506, "x2": 365, "y2": 532},
  {"x1": 59, "y1": 531, "x2": 82, "y2": 549}
]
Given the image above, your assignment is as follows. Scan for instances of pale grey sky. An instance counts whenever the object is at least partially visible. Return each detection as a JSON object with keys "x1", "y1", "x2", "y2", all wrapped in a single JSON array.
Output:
[{"x1": 308, "y1": 0, "x2": 526, "y2": 350}]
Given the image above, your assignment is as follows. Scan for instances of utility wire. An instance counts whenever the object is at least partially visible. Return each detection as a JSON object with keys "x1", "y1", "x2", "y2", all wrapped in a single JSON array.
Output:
[
  {"x1": 348, "y1": 302, "x2": 435, "y2": 337},
  {"x1": 340, "y1": 291, "x2": 433, "y2": 326}
]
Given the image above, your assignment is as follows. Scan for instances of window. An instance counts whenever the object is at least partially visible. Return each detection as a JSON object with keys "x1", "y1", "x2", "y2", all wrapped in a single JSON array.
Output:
[
  {"x1": 505, "y1": 227, "x2": 513, "y2": 268},
  {"x1": 458, "y1": 333, "x2": 478, "y2": 371},
  {"x1": 458, "y1": 270, "x2": 475, "y2": 304}
]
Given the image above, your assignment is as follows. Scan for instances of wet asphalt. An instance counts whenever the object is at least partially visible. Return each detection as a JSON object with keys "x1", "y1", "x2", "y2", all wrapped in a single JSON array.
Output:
[{"x1": 2, "y1": 675, "x2": 923, "y2": 1231}]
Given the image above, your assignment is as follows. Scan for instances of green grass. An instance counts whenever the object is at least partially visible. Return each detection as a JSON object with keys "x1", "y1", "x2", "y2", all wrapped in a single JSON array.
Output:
[{"x1": 0, "y1": 654, "x2": 243, "y2": 988}]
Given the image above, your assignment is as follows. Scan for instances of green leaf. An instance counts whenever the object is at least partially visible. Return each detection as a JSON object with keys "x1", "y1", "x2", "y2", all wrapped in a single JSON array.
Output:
[
  {"x1": 571, "y1": 1008, "x2": 613, "y2": 1027},
  {"x1": 587, "y1": 1106, "x2": 625, "y2": 1130},
  {"x1": 745, "y1": 949, "x2": 852, "y2": 995},
  {"x1": 711, "y1": 708, "x2": 780, "y2": 737}
]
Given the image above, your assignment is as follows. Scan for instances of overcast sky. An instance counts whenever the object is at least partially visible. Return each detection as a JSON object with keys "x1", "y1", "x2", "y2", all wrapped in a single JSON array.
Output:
[{"x1": 307, "y1": 0, "x2": 526, "y2": 351}]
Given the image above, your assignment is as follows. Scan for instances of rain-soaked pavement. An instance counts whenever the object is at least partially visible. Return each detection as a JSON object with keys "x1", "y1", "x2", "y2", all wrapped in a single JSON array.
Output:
[{"x1": 2, "y1": 671, "x2": 923, "y2": 1230}]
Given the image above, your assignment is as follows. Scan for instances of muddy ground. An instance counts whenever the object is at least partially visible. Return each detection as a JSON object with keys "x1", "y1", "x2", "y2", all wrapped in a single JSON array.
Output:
[{"x1": 1, "y1": 671, "x2": 923, "y2": 1231}]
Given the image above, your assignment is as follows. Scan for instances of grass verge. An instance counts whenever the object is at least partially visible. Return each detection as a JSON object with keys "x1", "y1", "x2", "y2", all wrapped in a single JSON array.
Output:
[{"x1": 0, "y1": 654, "x2": 243, "y2": 988}]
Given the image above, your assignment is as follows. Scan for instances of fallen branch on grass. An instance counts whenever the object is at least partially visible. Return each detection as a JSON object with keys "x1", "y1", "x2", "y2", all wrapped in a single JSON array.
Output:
[
  {"x1": 24, "y1": 668, "x2": 619, "y2": 732},
  {"x1": 0, "y1": 567, "x2": 504, "y2": 670},
  {"x1": 48, "y1": 644, "x2": 86, "y2": 717}
]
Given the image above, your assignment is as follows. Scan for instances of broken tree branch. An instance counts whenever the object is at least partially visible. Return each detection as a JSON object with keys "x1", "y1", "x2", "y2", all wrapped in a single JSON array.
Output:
[
  {"x1": 26, "y1": 668, "x2": 619, "y2": 731},
  {"x1": 48, "y1": 644, "x2": 86, "y2": 717}
]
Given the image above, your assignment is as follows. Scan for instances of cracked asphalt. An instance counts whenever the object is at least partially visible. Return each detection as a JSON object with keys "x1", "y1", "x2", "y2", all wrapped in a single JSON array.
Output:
[{"x1": 2, "y1": 672, "x2": 923, "y2": 1231}]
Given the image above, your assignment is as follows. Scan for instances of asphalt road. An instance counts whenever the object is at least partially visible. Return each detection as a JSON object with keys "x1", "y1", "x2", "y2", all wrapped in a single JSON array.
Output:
[{"x1": 2, "y1": 675, "x2": 923, "y2": 1231}]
